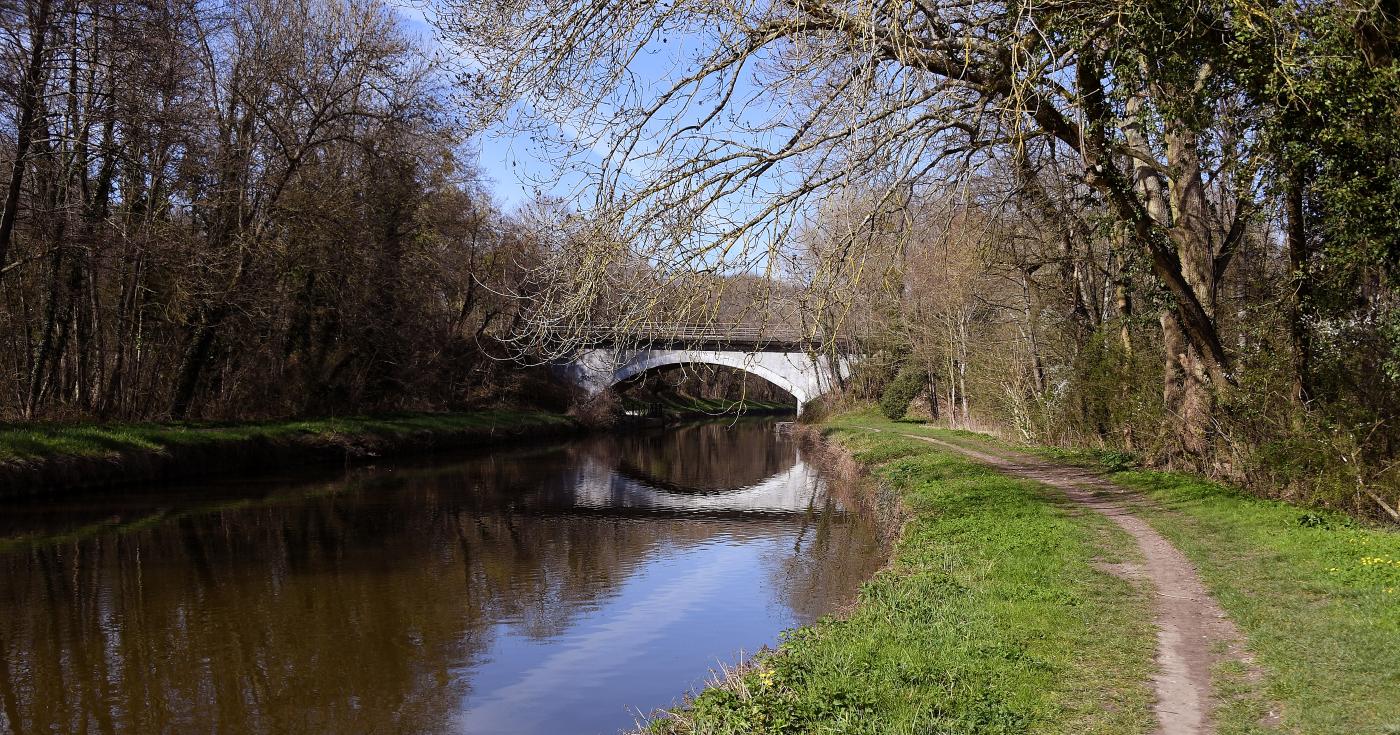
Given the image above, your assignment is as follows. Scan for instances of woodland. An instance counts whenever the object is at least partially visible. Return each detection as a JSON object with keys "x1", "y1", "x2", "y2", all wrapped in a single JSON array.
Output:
[
  {"x1": 436, "y1": 0, "x2": 1400, "y2": 516},
  {"x1": 0, "y1": 0, "x2": 1397, "y2": 514},
  {"x1": 0, "y1": 0, "x2": 552, "y2": 422}
]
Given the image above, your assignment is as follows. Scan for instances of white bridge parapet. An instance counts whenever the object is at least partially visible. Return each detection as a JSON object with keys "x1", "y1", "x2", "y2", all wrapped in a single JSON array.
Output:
[{"x1": 557, "y1": 348, "x2": 850, "y2": 415}]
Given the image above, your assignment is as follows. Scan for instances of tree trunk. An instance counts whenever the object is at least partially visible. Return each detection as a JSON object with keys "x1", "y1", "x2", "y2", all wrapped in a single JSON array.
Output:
[
  {"x1": 1020, "y1": 269, "x2": 1047, "y2": 394},
  {"x1": 170, "y1": 305, "x2": 227, "y2": 419},
  {"x1": 25, "y1": 146, "x2": 69, "y2": 417},
  {"x1": 1161, "y1": 110, "x2": 1227, "y2": 466},
  {"x1": 947, "y1": 354, "x2": 957, "y2": 426},
  {"x1": 0, "y1": 0, "x2": 54, "y2": 275},
  {"x1": 926, "y1": 368, "x2": 940, "y2": 420},
  {"x1": 1160, "y1": 311, "x2": 1212, "y2": 461},
  {"x1": 1285, "y1": 169, "x2": 1312, "y2": 406},
  {"x1": 1112, "y1": 242, "x2": 1136, "y2": 451},
  {"x1": 1113, "y1": 247, "x2": 1134, "y2": 357},
  {"x1": 957, "y1": 317, "x2": 970, "y2": 424},
  {"x1": 1113, "y1": 89, "x2": 1228, "y2": 466}
]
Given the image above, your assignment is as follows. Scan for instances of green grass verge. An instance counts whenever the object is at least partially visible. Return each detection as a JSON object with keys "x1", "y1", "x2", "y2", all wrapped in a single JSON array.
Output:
[
  {"x1": 835, "y1": 409, "x2": 1400, "y2": 735},
  {"x1": 0, "y1": 410, "x2": 574, "y2": 464},
  {"x1": 649, "y1": 418, "x2": 1156, "y2": 734},
  {"x1": 1115, "y1": 470, "x2": 1400, "y2": 735}
]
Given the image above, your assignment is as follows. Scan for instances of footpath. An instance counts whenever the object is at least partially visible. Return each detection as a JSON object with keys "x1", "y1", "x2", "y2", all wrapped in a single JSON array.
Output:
[{"x1": 875, "y1": 427, "x2": 1257, "y2": 735}]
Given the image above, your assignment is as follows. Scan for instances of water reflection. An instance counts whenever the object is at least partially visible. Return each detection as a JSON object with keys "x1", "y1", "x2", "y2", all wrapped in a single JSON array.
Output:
[{"x1": 0, "y1": 420, "x2": 884, "y2": 735}]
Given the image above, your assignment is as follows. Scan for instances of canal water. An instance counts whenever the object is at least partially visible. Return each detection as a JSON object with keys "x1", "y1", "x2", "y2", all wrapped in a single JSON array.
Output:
[{"x1": 0, "y1": 419, "x2": 885, "y2": 734}]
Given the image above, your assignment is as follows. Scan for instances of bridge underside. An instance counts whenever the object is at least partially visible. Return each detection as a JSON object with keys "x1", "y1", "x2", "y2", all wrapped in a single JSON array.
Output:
[{"x1": 558, "y1": 349, "x2": 847, "y2": 416}]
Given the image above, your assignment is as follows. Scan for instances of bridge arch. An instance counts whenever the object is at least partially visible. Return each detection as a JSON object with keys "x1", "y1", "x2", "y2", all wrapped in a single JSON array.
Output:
[
  {"x1": 609, "y1": 352, "x2": 807, "y2": 408},
  {"x1": 560, "y1": 347, "x2": 847, "y2": 416}
]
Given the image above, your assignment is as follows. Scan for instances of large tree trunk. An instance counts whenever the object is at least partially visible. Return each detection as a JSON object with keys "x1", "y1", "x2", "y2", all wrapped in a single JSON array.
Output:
[
  {"x1": 1160, "y1": 110, "x2": 1230, "y2": 466},
  {"x1": 1109, "y1": 87, "x2": 1230, "y2": 466},
  {"x1": 1160, "y1": 311, "x2": 1213, "y2": 459}
]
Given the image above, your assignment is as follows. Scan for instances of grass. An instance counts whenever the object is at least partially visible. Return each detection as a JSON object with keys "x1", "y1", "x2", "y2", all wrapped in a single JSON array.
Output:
[
  {"x1": 1113, "y1": 470, "x2": 1400, "y2": 734},
  {"x1": 0, "y1": 410, "x2": 574, "y2": 464},
  {"x1": 648, "y1": 418, "x2": 1157, "y2": 734},
  {"x1": 835, "y1": 409, "x2": 1400, "y2": 735}
]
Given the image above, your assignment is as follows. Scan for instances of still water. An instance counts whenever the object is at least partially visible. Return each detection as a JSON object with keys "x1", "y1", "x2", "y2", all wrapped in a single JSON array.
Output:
[{"x1": 0, "y1": 420, "x2": 885, "y2": 734}]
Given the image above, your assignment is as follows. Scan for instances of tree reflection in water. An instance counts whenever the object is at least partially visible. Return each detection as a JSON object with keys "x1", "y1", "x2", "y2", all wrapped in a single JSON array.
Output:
[{"x1": 0, "y1": 420, "x2": 884, "y2": 735}]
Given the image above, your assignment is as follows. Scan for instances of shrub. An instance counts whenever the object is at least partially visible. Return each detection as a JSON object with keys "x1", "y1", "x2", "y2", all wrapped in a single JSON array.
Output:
[
  {"x1": 798, "y1": 395, "x2": 830, "y2": 423},
  {"x1": 847, "y1": 350, "x2": 900, "y2": 400},
  {"x1": 568, "y1": 388, "x2": 622, "y2": 429},
  {"x1": 880, "y1": 364, "x2": 929, "y2": 420}
]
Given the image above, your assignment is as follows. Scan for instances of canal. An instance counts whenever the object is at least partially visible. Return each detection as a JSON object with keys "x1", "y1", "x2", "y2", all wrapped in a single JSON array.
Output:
[{"x1": 0, "y1": 419, "x2": 886, "y2": 734}]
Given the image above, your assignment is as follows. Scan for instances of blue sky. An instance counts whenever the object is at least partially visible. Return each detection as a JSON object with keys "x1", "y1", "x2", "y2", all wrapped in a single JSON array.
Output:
[
  {"x1": 391, "y1": 0, "x2": 834, "y2": 288},
  {"x1": 391, "y1": 2, "x2": 553, "y2": 210},
  {"x1": 392, "y1": 1, "x2": 787, "y2": 216}
]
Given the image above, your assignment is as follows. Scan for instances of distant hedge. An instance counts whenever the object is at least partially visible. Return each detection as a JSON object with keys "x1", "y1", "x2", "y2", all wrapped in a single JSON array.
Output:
[{"x1": 879, "y1": 364, "x2": 928, "y2": 420}]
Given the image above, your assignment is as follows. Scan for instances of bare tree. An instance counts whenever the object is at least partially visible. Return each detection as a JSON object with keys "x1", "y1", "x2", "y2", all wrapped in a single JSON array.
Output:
[
  {"x1": 439, "y1": 0, "x2": 1265, "y2": 459},
  {"x1": 0, "y1": 0, "x2": 542, "y2": 421}
]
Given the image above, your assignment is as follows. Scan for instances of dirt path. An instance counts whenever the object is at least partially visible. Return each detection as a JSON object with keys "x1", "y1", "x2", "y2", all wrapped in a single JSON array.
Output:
[{"x1": 879, "y1": 428, "x2": 1254, "y2": 735}]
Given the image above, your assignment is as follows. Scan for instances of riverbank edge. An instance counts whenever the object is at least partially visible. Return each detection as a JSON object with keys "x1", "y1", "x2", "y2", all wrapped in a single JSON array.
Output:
[
  {"x1": 635, "y1": 422, "x2": 909, "y2": 734},
  {"x1": 0, "y1": 410, "x2": 582, "y2": 499},
  {"x1": 642, "y1": 413, "x2": 1158, "y2": 734}
]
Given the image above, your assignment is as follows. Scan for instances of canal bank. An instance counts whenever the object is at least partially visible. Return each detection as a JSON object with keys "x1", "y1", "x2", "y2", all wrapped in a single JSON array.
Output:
[
  {"x1": 645, "y1": 409, "x2": 1400, "y2": 735},
  {"x1": 644, "y1": 413, "x2": 1158, "y2": 734},
  {"x1": 0, "y1": 410, "x2": 580, "y2": 497}
]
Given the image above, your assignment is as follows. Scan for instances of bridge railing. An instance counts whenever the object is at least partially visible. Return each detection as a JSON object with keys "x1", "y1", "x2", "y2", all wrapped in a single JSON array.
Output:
[{"x1": 543, "y1": 323, "x2": 847, "y2": 349}]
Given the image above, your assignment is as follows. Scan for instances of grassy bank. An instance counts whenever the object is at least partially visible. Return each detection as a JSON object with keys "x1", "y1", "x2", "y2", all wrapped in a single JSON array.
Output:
[
  {"x1": 827, "y1": 410, "x2": 1400, "y2": 734},
  {"x1": 0, "y1": 410, "x2": 578, "y2": 497},
  {"x1": 649, "y1": 418, "x2": 1157, "y2": 734}
]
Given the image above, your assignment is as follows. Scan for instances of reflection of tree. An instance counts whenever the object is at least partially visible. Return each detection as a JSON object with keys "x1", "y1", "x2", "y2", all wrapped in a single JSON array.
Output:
[
  {"x1": 0, "y1": 423, "x2": 885, "y2": 733},
  {"x1": 769, "y1": 489, "x2": 886, "y2": 624}
]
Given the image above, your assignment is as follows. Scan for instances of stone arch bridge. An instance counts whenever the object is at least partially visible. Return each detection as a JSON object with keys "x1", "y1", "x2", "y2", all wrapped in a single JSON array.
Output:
[{"x1": 554, "y1": 325, "x2": 851, "y2": 416}]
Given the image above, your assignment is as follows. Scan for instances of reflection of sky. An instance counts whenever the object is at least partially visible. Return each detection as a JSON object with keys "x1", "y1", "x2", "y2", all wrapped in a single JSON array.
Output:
[
  {"x1": 455, "y1": 533, "x2": 796, "y2": 735},
  {"x1": 454, "y1": 442, "x2": 826, "y2": 734}
]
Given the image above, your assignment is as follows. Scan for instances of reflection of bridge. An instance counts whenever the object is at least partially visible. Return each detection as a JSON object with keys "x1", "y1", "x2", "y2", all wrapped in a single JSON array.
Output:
[
  {"x1": 574, "y1": 454, "x2": 833, "y2": 516},
  {"x1": 554, "y1": 324, "x2": 853, "y2": 415}
]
